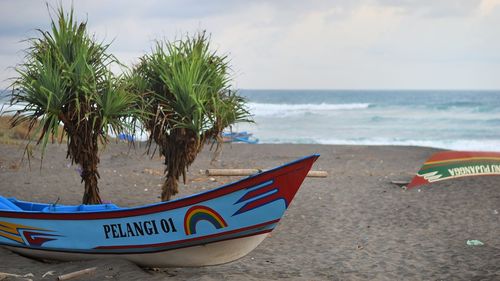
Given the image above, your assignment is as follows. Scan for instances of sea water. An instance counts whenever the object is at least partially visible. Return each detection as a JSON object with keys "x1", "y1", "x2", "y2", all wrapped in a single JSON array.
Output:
[
  {"x1": 235, "y1": 90, "x2": 500, "y2": 151},
  {"x1": 2, "y1": 90, "x2": 500, "y2": 151}
]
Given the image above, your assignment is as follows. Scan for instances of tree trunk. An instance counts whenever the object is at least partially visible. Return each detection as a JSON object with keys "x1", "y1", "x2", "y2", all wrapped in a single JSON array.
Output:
[
  {"x1": 81, "y1": 160, "x2": 102, "y2": 204},
  {"x1": 159, "y1": 130, "x2": 202, "y2": 201},
  {"x1": 161, "y1": 175, "x2": 179, "y2": 201},
  {"x1": 65, "y1": 114, "x2": 103, "y2": 205},
  {"x1": 80, "y1": 131, "x2": 101, "y2": 204}
]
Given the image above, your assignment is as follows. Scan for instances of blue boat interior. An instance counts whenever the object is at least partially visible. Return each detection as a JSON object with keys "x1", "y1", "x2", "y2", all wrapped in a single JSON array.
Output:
[{"x1": 0, "y1": 196, "x2": 120, "y2": 213}]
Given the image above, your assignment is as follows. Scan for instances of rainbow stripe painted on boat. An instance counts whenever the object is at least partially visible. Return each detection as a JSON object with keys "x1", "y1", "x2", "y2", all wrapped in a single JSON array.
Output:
[{"x1": 184, "y1": 206, "x2": 228, "y2": 235}]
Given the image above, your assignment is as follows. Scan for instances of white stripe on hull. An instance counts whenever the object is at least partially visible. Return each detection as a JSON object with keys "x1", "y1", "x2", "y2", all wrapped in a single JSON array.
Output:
[{"x1": 4, "y1": 233, "x2": 268, "y2": 267}]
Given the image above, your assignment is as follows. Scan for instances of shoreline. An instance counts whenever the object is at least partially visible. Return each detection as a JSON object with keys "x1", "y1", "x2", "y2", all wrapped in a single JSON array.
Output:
[{"x1": 0, "y1": 142, "x2": 499, "y2": 280}]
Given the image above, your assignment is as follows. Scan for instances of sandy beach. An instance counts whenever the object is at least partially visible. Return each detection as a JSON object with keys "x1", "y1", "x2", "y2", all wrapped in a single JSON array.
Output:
[{"x1": 0, "y1": 142, "x2": 499, "y2": 280}]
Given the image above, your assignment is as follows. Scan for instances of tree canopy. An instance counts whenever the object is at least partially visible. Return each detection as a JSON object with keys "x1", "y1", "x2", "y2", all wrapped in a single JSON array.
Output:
[{"x1": 10, "y1": 6, "x2": 141, "y2": 204}]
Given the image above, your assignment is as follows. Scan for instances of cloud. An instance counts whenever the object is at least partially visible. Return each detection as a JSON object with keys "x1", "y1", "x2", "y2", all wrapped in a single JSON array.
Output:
[
  {"x1": 0, "y1": 0, "x2": 499, "y2": 89},
  {"x1": 374, "y1": 0, "x2": 482, "y2": 18},
  {"x1": 478, "y1": 0, "x2": 500, "y2": 15}
]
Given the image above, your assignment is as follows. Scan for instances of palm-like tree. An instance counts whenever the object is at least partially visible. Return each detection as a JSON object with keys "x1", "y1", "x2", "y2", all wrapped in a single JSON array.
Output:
[
  {"x1": 129, "y1": 33, "x2": 251, "y2": 201},
  {"x1": 9, "y1": 7, "x2": 140, "y2": 204}
]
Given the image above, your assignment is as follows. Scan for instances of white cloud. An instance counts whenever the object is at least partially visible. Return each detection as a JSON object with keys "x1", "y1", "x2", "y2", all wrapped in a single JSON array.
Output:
[
  {"x1": 478, "y1": 0, "x2": 500, "y2": 15},
  {"x1": 0, "y1": 0, "x2": 499, "y2": 89}
]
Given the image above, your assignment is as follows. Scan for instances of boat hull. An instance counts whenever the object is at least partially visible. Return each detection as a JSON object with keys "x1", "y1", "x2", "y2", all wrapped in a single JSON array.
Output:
[
  {"x1": 5, "y1": 233, "x2": 268, "y2": 267},
  {"x1": 0, "y1": 155, "x2": 318, "y2": 267}
]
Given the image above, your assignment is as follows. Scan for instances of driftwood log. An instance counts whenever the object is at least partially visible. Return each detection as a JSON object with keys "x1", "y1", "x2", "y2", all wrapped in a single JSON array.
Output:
[
  {"x1": 57, "y1": 267, "x2": 97, "y2": 281},
  {"x1": 205, "y1": 169, "x2": 328, "y2": 178},
  {"x1": 0, "y1": 272, "x2": 34, "y2": 280}
]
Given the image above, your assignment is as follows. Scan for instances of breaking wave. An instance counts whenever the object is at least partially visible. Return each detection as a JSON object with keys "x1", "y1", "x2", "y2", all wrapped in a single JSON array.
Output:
[
  {"x1": 314, "y1": 138, "x2": 500, "y2": 152},
  {"x1": 248, "y1": 102, "x2": 370, "y2": 117}
]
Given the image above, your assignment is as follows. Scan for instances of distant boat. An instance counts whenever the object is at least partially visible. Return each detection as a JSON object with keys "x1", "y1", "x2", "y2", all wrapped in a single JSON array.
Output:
[
  {"x1": 0, "y1": 155, "x2": 318, "y2": 267},
  {"x1": 117, "y1": 133, "x2": 134, "y2": 142},
  {"x1": 407, "y1": 151, "x2": 500, "y2": 188},
  {"x1": 221, "y1": 131, "x2": 259, "y2": 144}
]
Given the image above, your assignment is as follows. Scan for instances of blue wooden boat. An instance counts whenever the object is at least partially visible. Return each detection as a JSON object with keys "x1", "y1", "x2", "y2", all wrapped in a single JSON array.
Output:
[
  {"x1": 221, "y1": 131, "x2": 259, "y2": 144},
  {"x1": 0, "y1": 155, "x2": 318, "y2": 267}
]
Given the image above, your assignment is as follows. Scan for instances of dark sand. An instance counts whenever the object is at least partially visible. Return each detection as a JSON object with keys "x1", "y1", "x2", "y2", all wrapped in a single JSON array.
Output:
[{"x1": 0, "y1": 142, "x2": 499, "y2": 280}]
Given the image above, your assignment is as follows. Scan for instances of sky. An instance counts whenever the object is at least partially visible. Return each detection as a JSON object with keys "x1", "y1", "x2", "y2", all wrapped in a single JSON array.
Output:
[{"x1": 0, "y1": 0, "x2": 499, "y2": 90}]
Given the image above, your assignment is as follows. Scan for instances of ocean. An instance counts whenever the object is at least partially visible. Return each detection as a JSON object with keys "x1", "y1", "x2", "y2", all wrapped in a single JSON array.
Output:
[
  {"x1": 2, "y1": 90, "x2": 500, "y2": 151},
  {"x1": 235, "y1": 90, "x2": 500, "y2": 151}
]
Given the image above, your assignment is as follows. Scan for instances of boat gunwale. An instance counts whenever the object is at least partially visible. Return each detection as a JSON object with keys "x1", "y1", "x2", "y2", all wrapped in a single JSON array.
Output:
[{"x1": 0, "y1": 154, "x2": 320, "y2": 220}]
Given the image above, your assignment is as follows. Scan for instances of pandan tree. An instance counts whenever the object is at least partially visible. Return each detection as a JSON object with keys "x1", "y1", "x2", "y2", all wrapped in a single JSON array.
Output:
[
  {"x1": 9, "y1": 7, "x2": 140, "y2": 204},
  {"x1": 129, "y1": 33, "x2": 251, "y2": 201}
]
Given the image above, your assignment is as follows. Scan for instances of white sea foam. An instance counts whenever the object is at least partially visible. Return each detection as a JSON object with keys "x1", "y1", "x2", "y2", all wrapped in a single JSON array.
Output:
[
  {"x1": 247, "y1": 102, "x2": 370, "y2": 117},
  {"x1": 250, "y1": 137, "x2": 500, "y2": 151},
  {"x1": 0, "y1": 103, "x2": 24, "y2": 115},
  {"x1": 313, "y1": 138, "x2": 500, "y2": 152}
]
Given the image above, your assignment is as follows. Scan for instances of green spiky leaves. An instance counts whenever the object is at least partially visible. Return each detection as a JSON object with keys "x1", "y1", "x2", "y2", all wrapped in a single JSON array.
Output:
[
  {"x1": 133, "y1": 32, "x2": 251, "y2": 146},
  {"x1": 10, "y1": 6, "x2": 140, "y2": 156},
  {"x1": 130, "y1": 32, "x2": 252, "y2": 200}
]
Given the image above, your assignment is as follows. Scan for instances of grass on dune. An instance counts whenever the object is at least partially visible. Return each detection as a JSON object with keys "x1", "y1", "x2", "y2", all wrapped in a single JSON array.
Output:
[{"x1": 0, "y1": 116, "x2": 65, "y2": 145}]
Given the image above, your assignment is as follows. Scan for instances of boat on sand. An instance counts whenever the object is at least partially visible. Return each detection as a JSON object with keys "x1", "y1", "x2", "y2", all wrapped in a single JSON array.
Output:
[{"x1": 0, "y1": 155, "x2": 318, "y2": 267}]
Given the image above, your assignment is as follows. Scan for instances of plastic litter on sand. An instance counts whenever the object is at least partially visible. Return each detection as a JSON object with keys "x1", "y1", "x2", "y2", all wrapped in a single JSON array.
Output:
[{"x1": 466, "y1": 240, "x2": 484, "y2": 246}]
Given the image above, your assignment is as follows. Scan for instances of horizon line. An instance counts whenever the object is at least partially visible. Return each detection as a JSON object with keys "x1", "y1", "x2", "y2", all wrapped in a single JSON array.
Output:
[
  {"x1": 2, "y1": 88, "x2": 500, "y2": 93},
  {"x1": 237, "y1": 88, "x2": 500, "y2": 91}
]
